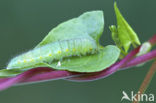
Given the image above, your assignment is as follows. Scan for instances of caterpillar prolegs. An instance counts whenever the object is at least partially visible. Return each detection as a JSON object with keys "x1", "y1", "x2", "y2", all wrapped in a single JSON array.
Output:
[{"x1": 7, "y1": 37, "x2": 98, "y2": 70}]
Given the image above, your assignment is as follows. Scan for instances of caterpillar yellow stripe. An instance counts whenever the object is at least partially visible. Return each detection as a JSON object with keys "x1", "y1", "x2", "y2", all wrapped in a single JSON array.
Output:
[{"x1": 7, "y1": 37, "x2": 98, "y2": 70}]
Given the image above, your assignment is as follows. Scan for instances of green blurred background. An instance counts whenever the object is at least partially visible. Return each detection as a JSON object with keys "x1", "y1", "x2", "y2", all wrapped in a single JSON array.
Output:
[{"x1": 0, "y1": 0, "x2": 156, "y2": 103}]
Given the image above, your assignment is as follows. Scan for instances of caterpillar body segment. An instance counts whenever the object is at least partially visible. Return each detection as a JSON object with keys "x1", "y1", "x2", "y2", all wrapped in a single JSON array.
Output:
[{"x1": 7, "y1": 37, "x2": 98, "y2": 70}]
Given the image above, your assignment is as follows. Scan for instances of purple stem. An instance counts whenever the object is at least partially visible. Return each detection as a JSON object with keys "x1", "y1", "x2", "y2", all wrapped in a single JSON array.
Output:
[
  {"x1": 122, "y1": 49, "x2": 156, "y2": 69},
  {"x1": 0, "y1": 35, "x2": 156, "y2": 90},
  {"x1": 21, "y1": 70, "x2": 79, "y2": 83},
  {"x1": 0, "y1": 67, "x2": 53, "y2": 90},
  {"x1": 0, "y1": 78, "x2": 10, "y2": 84},
  {"x1": 0, "y1": 70, "x2": 33, "y2": 90}
]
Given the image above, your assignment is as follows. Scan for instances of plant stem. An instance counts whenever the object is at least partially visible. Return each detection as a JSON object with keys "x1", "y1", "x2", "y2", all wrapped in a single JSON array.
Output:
[
  {"x1": 132, "y1": 60, "x2": 156, "y2": 103},
  {"x1": 120, "y1": 49, "x2": 156, "y2": 70}
]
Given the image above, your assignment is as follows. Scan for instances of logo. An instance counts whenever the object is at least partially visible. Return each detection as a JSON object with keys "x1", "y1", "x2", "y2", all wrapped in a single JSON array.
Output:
[{"x1": 121, "y1": 91, "x2": 154, "y2": 102}]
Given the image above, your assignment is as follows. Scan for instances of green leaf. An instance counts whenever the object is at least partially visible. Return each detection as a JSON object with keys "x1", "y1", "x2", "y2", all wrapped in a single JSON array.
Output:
[
  {"x1": 36, "y1": 11, "x2": 104, "y2": 47},
  {"x1": 34, "y1": 10, "x2": 118, "y2": 73},
  {"x1": 48, "y1": 45, "x2": 120, "y2": 72},
  {"x1": 0, "y1": 69, "x2": 22, "y2": 78},
  {"x1": 114, "y1": 2, "x2": 141, "y2": 52}
]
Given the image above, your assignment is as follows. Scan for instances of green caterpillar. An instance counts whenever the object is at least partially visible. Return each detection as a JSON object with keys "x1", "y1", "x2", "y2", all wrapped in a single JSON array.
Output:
[{"x1": 7, "y1": 37, "x2": 98, "y2": 70}]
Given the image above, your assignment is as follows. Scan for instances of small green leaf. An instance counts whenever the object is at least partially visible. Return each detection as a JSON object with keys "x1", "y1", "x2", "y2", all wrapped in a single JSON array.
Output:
[
  {"x1": 109, "y1": 25, "x2": 121, "y2": 48},
  {"x1": 114, "y1": 2, "x2": 141, "y2": 52},
  {"x1": 36, "y1": 11, "x2": 104, "y2": 47},
  {"x1": 0, "y1": 69, "x2": 22, "y2": 78},
  {"x1": 48, "y1": 45, "x2": 120, "y2": 72},
  {"x1": 109, "y1": 25, "x2": 127, "y2": 57}
]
